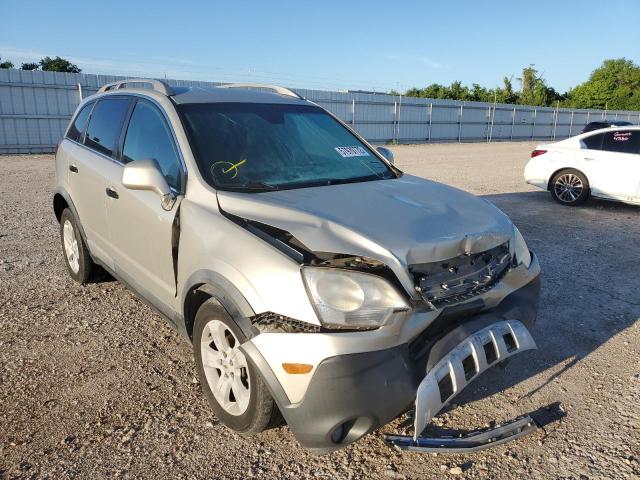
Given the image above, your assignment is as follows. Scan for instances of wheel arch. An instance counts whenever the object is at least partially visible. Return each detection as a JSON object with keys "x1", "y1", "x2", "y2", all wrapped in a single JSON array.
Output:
[
  {"x1": 547, "y1": 167, "x2": 590, "y2": 191},
  {"x1": 182, "y1": 270, "x2": 257, "y2": 341},
  {"x1": 53, "y1": 189, "x2": 89, "y2": 245}
]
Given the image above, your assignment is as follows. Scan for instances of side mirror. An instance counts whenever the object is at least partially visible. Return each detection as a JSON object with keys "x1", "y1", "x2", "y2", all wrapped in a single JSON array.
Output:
[
  {"x1": 122, "y1": 159, "x2": 176, "y2": 211},
  {"x1": 376, "y1": 146, "x2": 394, "y2": 164}
]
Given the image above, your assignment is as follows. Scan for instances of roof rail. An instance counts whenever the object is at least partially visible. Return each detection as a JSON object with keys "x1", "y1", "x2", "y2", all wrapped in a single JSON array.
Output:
[
  {"x1": 218, "y1": 83, "x2": 302, "y2": 99},
  {"x1": 98, "y1": 78, "x2": 174, "y2": 96}
]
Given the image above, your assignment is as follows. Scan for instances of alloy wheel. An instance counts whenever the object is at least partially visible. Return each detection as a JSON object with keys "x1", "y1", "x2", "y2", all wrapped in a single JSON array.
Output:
[
  {"x1": 62, "y1": 219, "x2": 80, "y2": 274},
  {"x1": 200, "y1": 319, "x2": 251, "y2": 416},
  {"x1": 554, "y1": 173, "x2": 584, "y2": 203}
]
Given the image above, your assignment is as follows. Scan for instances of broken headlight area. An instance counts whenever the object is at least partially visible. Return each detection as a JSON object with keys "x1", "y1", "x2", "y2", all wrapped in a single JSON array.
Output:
[
  {"x1": 251, "y1": 312, "x2": 321, "y2": 333},
  {"x1": 411, "y1": 242, "x2": 511, "y2": 308},
  {"x1": 513, "y1": 226, "x2": 531, "y2": 268},
  {"x1": 302, "y1": 267, "x2": 410, "y2": 330}
]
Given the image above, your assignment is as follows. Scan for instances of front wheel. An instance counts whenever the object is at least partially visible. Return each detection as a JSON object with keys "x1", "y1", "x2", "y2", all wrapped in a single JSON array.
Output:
[
  {"x1": 550, "y1": 169, "x2": 590, "y2": 206},
  {"x1": 193, "y1": 300, "x2": 279, "y2": 434}
]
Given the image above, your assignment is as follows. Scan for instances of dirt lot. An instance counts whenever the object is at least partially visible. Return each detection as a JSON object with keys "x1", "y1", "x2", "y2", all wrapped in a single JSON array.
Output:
[{"x1": 1, "y1": 142, "x2": 638, "y2": 479}]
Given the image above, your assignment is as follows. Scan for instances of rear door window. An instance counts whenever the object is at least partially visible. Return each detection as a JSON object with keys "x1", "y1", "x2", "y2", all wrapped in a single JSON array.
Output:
[
  {"x1": 66, "y1": 102, "x2": 94, "y2": 142},
  {"x1": 84, "y1": 98, "x2": 132, "y2": 157},
  {"x1": 601, "y1": 130, "x2": 640, "y2": 155},
  {"x1": 582, "y1": 132, "x2": 604, "y2": 150}
]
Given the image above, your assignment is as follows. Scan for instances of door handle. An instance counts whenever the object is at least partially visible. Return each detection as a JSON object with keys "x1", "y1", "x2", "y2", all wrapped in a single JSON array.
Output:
[
  {"x1": 583, "y1": 157, "x2": 595, "y2": 161},
  {"x1": 105, "y1": 187, "x2": 119, "y2": 199},
  {"x1": 69, "y1": 164, "x2": 79, "y2": 173}
]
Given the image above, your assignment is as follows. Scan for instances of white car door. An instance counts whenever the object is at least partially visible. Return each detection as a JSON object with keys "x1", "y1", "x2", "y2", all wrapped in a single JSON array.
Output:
[{"x1": 579, "y1": 129, "x2": 640, "y2": 202}]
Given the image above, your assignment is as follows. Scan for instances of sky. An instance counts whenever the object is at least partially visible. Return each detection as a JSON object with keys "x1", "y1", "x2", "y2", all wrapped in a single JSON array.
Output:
[{"x1": 1, "y1": 0, "x2": 639, "y2": 93}]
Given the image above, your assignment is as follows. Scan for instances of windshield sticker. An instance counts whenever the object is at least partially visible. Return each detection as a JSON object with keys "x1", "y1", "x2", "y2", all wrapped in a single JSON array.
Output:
[
  {"x1": 335, "y1": 146, "x2": 370, "y2": 158},
  {"x1": 613, "y1": 131, "x2": 631, "y2": 142}
]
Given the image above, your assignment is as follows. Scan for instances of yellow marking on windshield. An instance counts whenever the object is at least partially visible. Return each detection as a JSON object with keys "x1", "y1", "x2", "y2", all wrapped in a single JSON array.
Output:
[
  {"x1": 211, "y1": 159, "x2": 247, "y2": 179},
  {"x1": 223, "y1": 159, "x2": 246, "y2": 174}
]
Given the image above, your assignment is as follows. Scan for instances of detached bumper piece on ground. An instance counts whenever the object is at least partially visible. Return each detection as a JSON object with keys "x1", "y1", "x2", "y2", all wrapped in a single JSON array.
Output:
[
  {"x1": 384, "y1": 415, "x2": 538, "y2": 453},
  {"x1": 385, "y1": 320, "x2": 538, "y2": 454}
]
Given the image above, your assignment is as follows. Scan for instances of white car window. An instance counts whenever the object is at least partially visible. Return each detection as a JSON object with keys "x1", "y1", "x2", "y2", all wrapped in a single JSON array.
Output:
[
  {"x1": 581, "y1": 132, "x2": 604, "y2": 150},
  {"x1": 601, "y1": 130, "x2": 640, "y2": 155}
]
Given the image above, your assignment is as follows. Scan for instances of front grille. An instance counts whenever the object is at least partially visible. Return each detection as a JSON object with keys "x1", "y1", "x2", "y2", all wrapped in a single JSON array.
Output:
[{"x1": 410, "y1": 242, "x2": 511, "y2": 308}]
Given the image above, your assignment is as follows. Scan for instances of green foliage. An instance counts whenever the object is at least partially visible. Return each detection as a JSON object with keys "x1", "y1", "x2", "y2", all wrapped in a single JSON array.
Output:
[
  {"x1": 39, "y1": 56, "x2": 81, "y2": 73},
  {"x1": 21, "y1": 62, "x2": 39, "y2": 70},
  {"x1": 0, "y1": 57, "x2": 14, "y2": 69},
  {"x1": 566, "y1": 58, "x2": 640, "y2": 110},
  {"x1": 402, "y1": 59, "x2": 636, "y2": 110}
]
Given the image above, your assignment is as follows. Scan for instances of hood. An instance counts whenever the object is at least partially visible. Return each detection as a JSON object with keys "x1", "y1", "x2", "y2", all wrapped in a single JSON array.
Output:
[{"x1": 217, "y1": 175, "x2": 514, "y2": 294}]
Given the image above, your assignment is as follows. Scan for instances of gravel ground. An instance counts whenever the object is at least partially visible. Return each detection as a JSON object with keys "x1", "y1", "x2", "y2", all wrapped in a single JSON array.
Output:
[{"x1": 1, "y1": 142, "x2": 639, "y2": 479}]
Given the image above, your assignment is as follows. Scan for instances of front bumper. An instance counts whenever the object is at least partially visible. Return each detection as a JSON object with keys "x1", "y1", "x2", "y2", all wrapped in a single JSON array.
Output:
[{"x1": 241, "y1": 255, "x2": 541, "y2": 453}]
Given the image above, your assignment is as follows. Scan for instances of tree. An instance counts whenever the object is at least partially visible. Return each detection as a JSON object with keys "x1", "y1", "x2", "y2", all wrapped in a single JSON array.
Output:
[
  {"x1": 39, "y1": 56, "x2": 81, "y2": 73},
  {"x1": 567, "y1": 58, "x2": 640, "y2": 110},
  {"x1": 0, "y1": 57, "x2": 14, "y2": 69},
  {"x1": 21, "y1": 62, "x2": 39, "y2": 70}
]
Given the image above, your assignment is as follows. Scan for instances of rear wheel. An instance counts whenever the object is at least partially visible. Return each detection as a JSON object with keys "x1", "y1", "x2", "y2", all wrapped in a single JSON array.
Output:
[
  {"x1": 59, "y1": 208, "x2": 95, "y2": 284},
  {"x1": 550, "y1": 169, "x2": 590, "y2": 206},
  {"x1": 193, "y1": 300, "x2": 279, "y2": 434}
]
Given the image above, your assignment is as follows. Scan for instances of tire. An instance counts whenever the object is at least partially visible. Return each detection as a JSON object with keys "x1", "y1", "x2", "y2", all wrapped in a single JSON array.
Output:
[
  {"x1": 59, "y1": 208, "x2": 95, "y2": 284},
  {"x1": 193, "y1": 299, "x2": 279, "y2": 434},
  {"x1": 549, "y1": 169, "x2": 590, "y2": 206}
]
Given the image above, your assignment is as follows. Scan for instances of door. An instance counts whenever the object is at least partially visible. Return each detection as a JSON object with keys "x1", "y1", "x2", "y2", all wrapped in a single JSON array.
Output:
[
  {"x1": 67, "y1": 97, "x2": 132, "y2": 268},
  {"x1": 104, "y1": 98, "x2": 184, "y2": 310},
  {"x1": 579, "y1": 129, "x2": 640, "y2": 201}
]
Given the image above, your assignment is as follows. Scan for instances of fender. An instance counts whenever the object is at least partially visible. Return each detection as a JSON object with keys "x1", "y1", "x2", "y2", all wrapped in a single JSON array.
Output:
[{"x1": 181, "y1": 269, "x2": 257, "y2": 340}]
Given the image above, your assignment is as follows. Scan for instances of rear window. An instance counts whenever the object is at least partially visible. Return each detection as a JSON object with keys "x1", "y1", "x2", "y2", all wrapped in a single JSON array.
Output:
[
  {"x1": 84, "y1": 98, "x2": 131, "y2": 157},
  {"x1": 66, "y1": 102, "x2": 93, "y2": 142}
]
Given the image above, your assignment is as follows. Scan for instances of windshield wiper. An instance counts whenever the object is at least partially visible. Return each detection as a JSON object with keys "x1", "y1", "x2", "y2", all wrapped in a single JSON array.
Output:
[
  {"x1": 233, "y1": 182, "x2": 279, "y2": 192},
  {"x1": 305, "y1": 174, "x2": 392, "y2": 187}
]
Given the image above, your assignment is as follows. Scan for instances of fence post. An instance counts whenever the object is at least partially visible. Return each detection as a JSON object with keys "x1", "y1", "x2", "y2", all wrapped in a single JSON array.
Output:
[
  {"x1": 397, "y1": 95, "x2": 402, "y2": 143},
  {"x1": 77, "y1": 83, "x2": 83, "y2": 101},
  {"x1": 510, "y1": 106, "x2": 516, "y2": 140},
  {"x1": 552, "y1": 102, "x2": 558, "y2": 140},
  {"x1": 486, "y1": 107, "x2": 491, "y2": 142},
  {"x1": 351, "y1": 98, "x2": 355, "y2": 128},
  {"x1": 427, "y1": 103, "x2": 433, "y2": 143},
  {"x1": 458, "y1": 105, "x2": 463, "y2": 143},
  {"x1": 569, "y1": 111, "x2": 574, "y2": 137},
  {"x1": 392, "y1": 102, "x2": 398, "y2": 143},
  {"x1": 531, "y1": 108, "x2": 537, "y2": 140}
]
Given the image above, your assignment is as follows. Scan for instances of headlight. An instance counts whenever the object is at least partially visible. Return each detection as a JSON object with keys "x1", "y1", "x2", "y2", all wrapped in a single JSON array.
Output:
[
  {"x1": 513, "y1": 226, "x2": 532, "y2": 268},
  {"x1": 301, "y1": 267, "x2": 410, "y2": 330}
]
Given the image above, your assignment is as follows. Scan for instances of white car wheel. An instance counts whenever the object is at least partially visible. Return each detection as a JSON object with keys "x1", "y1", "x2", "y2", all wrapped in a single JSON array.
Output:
[
  {"x1": 62, "y1": 219, "x2": 80, "y2": 274},
  {"x1": 200, "y1": 319, "x2": 251, "y2": 416},
  {"x1": 550, "y1": 169, "x2": 590, "y2": 206}
]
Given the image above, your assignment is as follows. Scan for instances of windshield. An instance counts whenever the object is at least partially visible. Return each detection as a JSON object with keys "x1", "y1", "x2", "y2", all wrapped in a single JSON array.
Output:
[{"x1": 178, "y1": 103, "x2": 395, "y2": 191}]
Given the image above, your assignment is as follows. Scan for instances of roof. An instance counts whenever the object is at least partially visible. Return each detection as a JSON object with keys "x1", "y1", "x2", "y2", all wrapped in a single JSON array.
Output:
[
  {"x1": 170, "y1": 86, "x2": 309, "y2": 105},
  {"x1": 96, "y1": 79, "x2": 309, "y2": 105}
]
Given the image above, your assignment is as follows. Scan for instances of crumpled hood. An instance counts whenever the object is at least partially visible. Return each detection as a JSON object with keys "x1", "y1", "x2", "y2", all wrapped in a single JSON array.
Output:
[{"x1": 217, "y1": 175, "x2": 514, "y2": 294}]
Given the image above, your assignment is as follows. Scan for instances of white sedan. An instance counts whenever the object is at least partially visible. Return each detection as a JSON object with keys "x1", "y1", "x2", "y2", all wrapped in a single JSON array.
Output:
[{"x1": 524, "y1": 125, "x2": 640, "y2": 206}]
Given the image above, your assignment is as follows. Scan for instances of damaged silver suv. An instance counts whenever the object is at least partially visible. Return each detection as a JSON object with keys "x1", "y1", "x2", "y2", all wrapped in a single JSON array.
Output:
[{"x1": 53, "y1": 79, "x2": 541, "y2": 453}]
